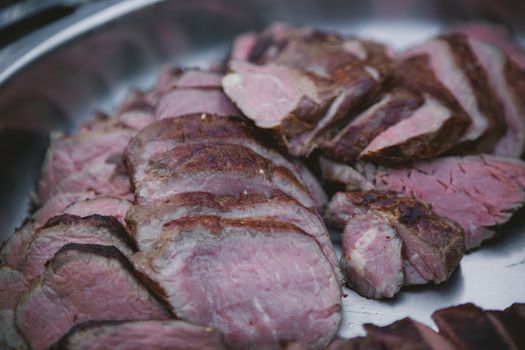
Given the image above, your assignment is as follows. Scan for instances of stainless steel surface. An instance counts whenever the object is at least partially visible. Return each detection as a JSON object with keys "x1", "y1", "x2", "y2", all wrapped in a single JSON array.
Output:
[{"x1": 0, "y1": 0, "x2": 524, "y2": 339}]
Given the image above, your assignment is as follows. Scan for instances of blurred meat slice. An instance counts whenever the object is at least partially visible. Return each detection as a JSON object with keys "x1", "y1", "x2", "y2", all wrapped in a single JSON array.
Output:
[
  {"x1": 16, "y1": 244, "x2": 170, "y2": 350},
  {"x1": 64, "y1": 197, "x2": 132, "y2": 226},
  {"x1": 326, "y1": 191, "x2": 464, "y2": 298},
  {"x1": 364, "y1": 318, "x2": 456, "y2": 350},
  {"x1": 0, "y1": 267, "x2": 29, "y2": 350},
  {"x1": 450, "y1": 21, "x2": 525, "y2": 69},
  {"x1": 51, "y1": 320, "x2": 224, "y2": 350},
  {"x1": 432, "y1": 303, "x2": 518, "y2": 350},
  {"x1": 21, "y1": 214, "x2": 135, "y2": 282},
  {"x1": 33, "y1": 191, "x2": 97, "y2": 226},
  {"x1": 1, "y1": 222, "x2": 35, "y2": 269}
]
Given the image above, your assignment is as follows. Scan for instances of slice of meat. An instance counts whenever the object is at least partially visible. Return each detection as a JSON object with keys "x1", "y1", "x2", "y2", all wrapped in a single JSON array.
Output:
[
  {"x1": 230, "y1": 32, "x2": 258, "y2": 62},
  {"x1": 319, "y1": 156, "x2": 374, "y2": 191},
  {"x1": 126, "y1": 191, "x2": 341, "y2": 281},
  {"x1": 338, "y1": 212, "x2": 404, "y2": 298},
  {"x1": 21, "y1": 214, "x2": 135, "y2": 282},
  {"x1": 486, "y1": 310, "x2": 525, "y2": 350},
  {"x1": 64, "y1": 197, "x2": 131, "y2": 226},
  {"x1": 323, "y1": 336, "x2": 383, "y2": 350},
  {"x1": 289, "y1": 158, "x2": 328, "y2": 210},
  {"x1": 359, "y1": 94, "x2": 463, "y2": 163},
  {"x1": 468, "y1": 37, "x2": 525, "y2": 157},
  {"x1": 0, "y1": 267, "x2": 29, "y2": 350},
  {"x1": 51, "y1": 320, "x2": 224, "y2": 350},
  {"x1": 432, "y1": 303, "x2": 516, "y2": 350},
  {"x1": 133, "y1": 216, "x2": 341, "y2": 349},
  {"x1": 440, "y1": 34, "x2": 506, "y2": 151},
  {"x1": 33, "y1": 191, "x2": 98, "y2": 226},
  {"x1": 326, "y1": 191, "x2": 464, "y2": 298},
  {"x1": 364, "y1": 317, "x2": 456, "y2": 350},
  {"x1": 125, "y1": 115, "x2": 302, "y2": 191},
  {"x1": 1, "y1": 221, "x2": 34, "y2": 269},
  {"x1": 321, "y1": 88, "x2": 423, "y2": 163},
  {"x1": 38, "y1": 129, "x2": 133, "y2": 201},
  {"x1": 450, "y1": 22, "x2": 525, "y2": 69},
  {"x1": 16, "y1": 243, "x2": 170, "y2": 350},
  {"x1": 44, "y1": 162, "x2": 130, "y2": 203},
  {"x1": 156, "y1": 89, "x2": 241, "y2": 119},
  {"x1": 367, "y1": 155, "x2": 525, "y2": 249},
  {"x1": 136, "y1": 143, "x2": 314, "y2": 208}
]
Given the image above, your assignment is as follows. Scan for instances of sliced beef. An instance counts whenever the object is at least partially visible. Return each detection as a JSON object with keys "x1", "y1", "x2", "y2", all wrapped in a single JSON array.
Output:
[
  {"x1": 450, "y1": 22, "x2": 525, "y2": 69},
  {"x1": 21, "y1": 214, "x2": 135, "y2": 282},
  {"x1": 126, "y1": 191, "x2": 341, "y2": 281},
  {"x1": 52, "y1": 320, "x2": 224, "y2": 350},
  {"x1": 321, "y1": 88, "x2": 423, "y2": 163},
  {"x1": 230, "y1": 32, "x2": 258, "y2": 62},
  {"x1": 133, "y1": 216, "x2": 341, "y2": 349},
  {"x1": 432, "y1": 303, "x2": 518, "y2": 350},
  {"x1": 38, "y1": 129, "x2": 133, "y2": 201},
  {"x1": 0, "y1": 267, "x2": 29, "y2": 350},
  {"x1": 364, "y1": 317, "x2": 456, "y2": 350},
  {"x1": 44, "y1": 162, "x2": 131, "y2": 203},
  {"x1": 486, "y1": 309, "x2": 525, "y2": 350},
  {"x1": 135, "y1": 143, "x2": 314, "y2": 208},
  {"x1": 16, "y1": 243, "x2": 170, "y2": 350},
  {"x1": 319, "y1": 156, "x2": 374, "y2": 191},
  {"x1": 326, "y1": 191, "x2": 464, "y2": 298},
  {"x1": 156, "y1": 89, "x2": 241, "y2": 119},
  {"x1": 33, "y1": 191, "x2": 97, "y2": 226},
  {"x1": 289, "y1": 158, "x2": 328, "y2": 210},
  {"x1": 64, "y1": 197, "x2": 132, "y2": 226},
  {"x1": 152, "y1": 67, "x2": 224, "y2": 99},
  {"x1": 224, "y1": 24, "x2": 392, "y2": 156},
  {"x1": 1, "y1": 222, "x2": 34, "y2": 269},
  {"x1": 467, "y1": 37, "x2": 525, "y2": 157},
  {"x1": 358, "y1": 94, "x2": 463, "y2": 163},
  {"x1": 365, "y1": 155, "x2": 525, "y2": 249},
  {"x1": 125, "y1": 115, "x2": 304, "y2": 193}
]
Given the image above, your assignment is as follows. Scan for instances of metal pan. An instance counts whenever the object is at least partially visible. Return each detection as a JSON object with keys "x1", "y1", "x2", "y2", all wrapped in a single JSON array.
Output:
[{"x1": 1, "y1": 0, "x2": 524, "y2": 338}]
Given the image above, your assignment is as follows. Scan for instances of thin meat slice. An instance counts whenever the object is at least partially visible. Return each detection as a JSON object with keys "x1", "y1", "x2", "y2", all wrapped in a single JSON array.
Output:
[
  {"x1": 450, "y1": 21, "x2": 525, "y2": 69},
  {"x1": 64, "y1": 197, "x2": 132, "y2": 226},
  {"x1": 156, "y1": 89, "x2": 241, "y2": 119},
  {"x1": 319, "y1": 156, "x2": 374, "y2": 191},
  {"x1": 33, "y1": 191, "x2": 98, "y2": 226},
  {"x1": 51, "y1": 320, "x2": 224, "y2": 350},
  {"x1": 364, "y1": 318, "x2": 456, "y2": 350},
  {"x1": 326, "y1": 191, "x2": 464, "y2": 298},
  {"x1": 432, "y1": 303, "x2": 517, "y2": 350},
  {"x1": 359, "y1": 94, "x2": 461, "y2": 163},
  {"x1": 366, "y1": 155, "x2": 525, "y2": 249},
  {"x1": 16, "y1": 244, "x2": 170, "y2": 350},
  {"x1": 289, "y1": 158, "x2": 328, "y2": 210},
  {"x1": 468, "y1": 37, "x2": 525, "y2": 157},
  {"x1": 321, "y1": 88, "x2": 423, "y2": 163},
  {"x1": 152, "y1": 68, "x2": 223, "y2": 98},
  {"x1": 38, "y1": 129, "x2": 133, "y2": 201},
  {"x1": 125, "y1": 191, "x2": 341, "y2": 281},
  {"x1": 133, "y1": 216, "x2": 341, "y2": 349},
  {"x1": 1, "y1": 221, "x2": 34, "y2": 269},
  {"x1": 0, "y1": 267, "x2": 29, "y2": 350},
  {"x1": 125, "y1": 115, "x2": 303, "y2": 191},
  {"x1": 136, "y1": 143, "x2": 314, "y2": 208},
  {"x1": 21, "y1": 214, "x2": 135, "y2": 282},
  {"x1": 230, "y1": 32, "x2": 258, "y2": 62}
]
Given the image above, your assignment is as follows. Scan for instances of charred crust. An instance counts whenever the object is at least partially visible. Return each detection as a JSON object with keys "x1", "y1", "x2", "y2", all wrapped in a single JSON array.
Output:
[{"x1": 41, "y1": 214, "x2": 137, "y2": 252}]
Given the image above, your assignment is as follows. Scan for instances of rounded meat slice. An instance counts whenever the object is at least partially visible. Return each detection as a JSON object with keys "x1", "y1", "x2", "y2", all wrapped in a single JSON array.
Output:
[
  {"x1": 134, "y1": 216, "x2": 341, "y2": 349},
  {"x1": 64, "y1": 197, "x2": 132, "y2": 226}
]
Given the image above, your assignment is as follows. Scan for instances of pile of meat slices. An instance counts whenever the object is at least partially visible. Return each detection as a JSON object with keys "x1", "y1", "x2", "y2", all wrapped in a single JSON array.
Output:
[{"x1": 0, "y1": 20, "x2": 525, "y2": 349}]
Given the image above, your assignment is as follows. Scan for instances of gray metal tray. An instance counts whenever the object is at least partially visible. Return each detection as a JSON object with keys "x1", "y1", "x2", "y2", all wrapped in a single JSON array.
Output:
[{"x1": 1, "y1": 0, "x2": 524, "y2": 338}]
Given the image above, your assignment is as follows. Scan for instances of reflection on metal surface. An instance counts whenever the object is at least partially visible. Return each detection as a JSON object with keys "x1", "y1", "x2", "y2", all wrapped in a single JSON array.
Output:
[{"x1": 0, "y1": 0, "x2": 524, "y2": 338}]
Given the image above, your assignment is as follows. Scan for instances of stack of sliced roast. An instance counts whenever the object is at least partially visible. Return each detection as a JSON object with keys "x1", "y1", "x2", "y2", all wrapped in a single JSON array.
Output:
[
  {"x1": 223, "y1": 22, "x2": 525, "y2": 299},
  {"x1": 1, "y1": 68, "x2": 342, "y2": 349}
]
